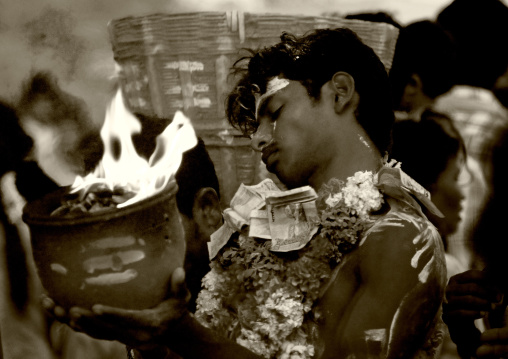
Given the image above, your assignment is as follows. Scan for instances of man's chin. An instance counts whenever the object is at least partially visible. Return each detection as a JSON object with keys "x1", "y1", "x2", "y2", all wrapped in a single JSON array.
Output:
[
  {"x1": 274, "y1": 172, "x2": 306, "y2": 189},
  {"x1": 266, "y1": 161, "x2": 277, "y2": 175}
]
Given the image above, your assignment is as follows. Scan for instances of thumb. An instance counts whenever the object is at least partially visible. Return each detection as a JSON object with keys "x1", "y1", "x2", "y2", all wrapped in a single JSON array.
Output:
[{"x1": 170, "y1": 267, "x2": 188, "y2": 299}]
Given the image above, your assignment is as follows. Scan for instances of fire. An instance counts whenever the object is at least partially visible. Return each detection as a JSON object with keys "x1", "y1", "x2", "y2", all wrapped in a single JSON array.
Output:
[{"x1": 71, "y1": 89, "x2": 197, "y2": 208}]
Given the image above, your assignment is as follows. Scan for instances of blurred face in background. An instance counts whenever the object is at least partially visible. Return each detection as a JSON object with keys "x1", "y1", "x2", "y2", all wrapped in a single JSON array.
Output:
[{"x1": 428, "y1": 150, "x2": 466, "y2": 238}]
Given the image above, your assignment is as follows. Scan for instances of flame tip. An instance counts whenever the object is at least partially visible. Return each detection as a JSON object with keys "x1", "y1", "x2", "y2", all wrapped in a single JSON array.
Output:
[{"x1": 74, "y1": 94, "x2": 197, "y2": 208}]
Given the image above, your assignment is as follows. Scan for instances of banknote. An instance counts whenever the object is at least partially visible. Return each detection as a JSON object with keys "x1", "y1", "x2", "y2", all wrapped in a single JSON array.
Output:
[
  {"x1": 209, "y1": 180, "x2": 320, "y2": 257},
  {"x1": 265, "y1": 186, "x2": 319, "y2": 252}
]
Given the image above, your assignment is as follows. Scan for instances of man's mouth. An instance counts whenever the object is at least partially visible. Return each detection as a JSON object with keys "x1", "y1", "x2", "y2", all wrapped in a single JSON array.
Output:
[{"x1": 261, "y1": 143, "x2": 277, "y2": 170}]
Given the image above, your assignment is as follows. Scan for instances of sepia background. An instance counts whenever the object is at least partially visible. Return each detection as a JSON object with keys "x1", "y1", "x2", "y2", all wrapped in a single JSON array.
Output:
[{"x1": 0, "y1": 0, "x2": 478, "y2": 126}]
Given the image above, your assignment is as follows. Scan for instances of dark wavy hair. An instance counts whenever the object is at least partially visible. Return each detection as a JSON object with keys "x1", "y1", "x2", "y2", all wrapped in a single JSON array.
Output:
[
  {"x1": 225, "y1": 28, "x2": 395, "y2": 154},
  {"x1": 437, "y1": 0, "x2": 508, "y2": 89},
  {"x1": 390, "y1": 110, "x2": 465, "y2": 191},
  {"x1": 389, "y1": 20, "x2": 457, "y2": 107}
]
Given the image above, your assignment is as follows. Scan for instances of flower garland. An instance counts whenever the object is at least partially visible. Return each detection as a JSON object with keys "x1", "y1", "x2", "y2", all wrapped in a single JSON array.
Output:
[{"x1": 195, "y1": 171, "x2": 384, "y2": 359}]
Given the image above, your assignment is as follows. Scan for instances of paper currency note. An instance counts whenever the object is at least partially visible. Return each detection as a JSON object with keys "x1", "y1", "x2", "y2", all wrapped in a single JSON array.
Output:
[
  {"x1": 265, "y1": 186, "x2": 319, "y2": 252},
  {"x1": 249, "y1": 209, "x2": 271, "y2": 239}
]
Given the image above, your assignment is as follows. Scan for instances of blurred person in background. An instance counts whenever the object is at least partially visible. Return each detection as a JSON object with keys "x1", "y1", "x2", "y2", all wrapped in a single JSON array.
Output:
[
  {"x1": 344, "y1": 13, "x2": 457, "y2": 119},
  {"x1": 435, "y1": 2, "x2": 508, "y2": 356},
  {"x1": 387, "y1": 20, "x2": 457, "y2": 120},
  {"x1": 16, "y1": 71, "x2": 103, "y2": 187},
  {"x1": 390, "y1": 111, "x2": 467, "y2": 359},
  {"x1": 0, "y1": 73, "x2": 126, "y2": 359},
  {"x1": 0, "y1": 99, "x2": 58, "y2": 359},
  {"x1": 443, "y1": 126, "x2": 508, "y2": 358},
  {"x1": 434, "y1": 0, "x2": 508, "y2": 271},
  {"x1": 390, "y1": 111, "x2": 466, "y2": 276}
]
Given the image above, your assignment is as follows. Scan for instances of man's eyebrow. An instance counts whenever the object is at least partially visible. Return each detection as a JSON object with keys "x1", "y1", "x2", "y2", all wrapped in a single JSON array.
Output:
[{"x1": 256, "y1": 94, "x2": 275, "y2": 119}]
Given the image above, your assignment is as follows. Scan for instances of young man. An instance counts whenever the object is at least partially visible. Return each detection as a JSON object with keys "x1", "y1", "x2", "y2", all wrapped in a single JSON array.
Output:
[{"x1": 50, "y1": 28, "x2": 447, "y2": 359}]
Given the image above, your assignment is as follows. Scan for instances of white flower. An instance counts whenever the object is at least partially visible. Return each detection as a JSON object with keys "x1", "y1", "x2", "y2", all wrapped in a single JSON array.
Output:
[
  {"x1": 280, "y1": 342, "x2": 315, "y2": 359},
  {"x1": 237, "y1": 329, "x2": 274, "y2": 358},
  {"x1": 195, "y1": 289, "x2": 222, "y2": 315},
  {"x1": 201, "y1": 270, "x2": 220, "y2": 291},
  {"x1": 342, "y1": 171, "x2": 383, "y2": 217},
  {"x1": 349, "y1": 170, "x2": 373, "y2": 185},
  {"x1": 325, "y1": 193, "x2": 342, "y2": 208}
]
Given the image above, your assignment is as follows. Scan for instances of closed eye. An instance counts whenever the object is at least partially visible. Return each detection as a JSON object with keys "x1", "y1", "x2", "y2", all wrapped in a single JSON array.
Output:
[{"x1": 269, "y1": 105, "x2": 284, "y2": 121}]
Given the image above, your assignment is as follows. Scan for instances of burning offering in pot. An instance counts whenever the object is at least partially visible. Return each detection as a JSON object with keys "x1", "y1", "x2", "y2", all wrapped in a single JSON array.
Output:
[{"x1": 23, "y1": 89, "x2": 197, "y2": 310}]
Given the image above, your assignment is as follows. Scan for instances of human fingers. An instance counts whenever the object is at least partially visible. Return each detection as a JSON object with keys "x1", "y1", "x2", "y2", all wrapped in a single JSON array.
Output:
[
  {"x1": 451, "y1": 270, "x2": 487, "y2": 284},
  {"x1": 170, "y1": 267, "x2": 188, "y2": 299},
  {"x1": 480, "y1": 327, "x2": 508, "y2": 343},
  {"x1": 476, "y1": 343, "x2": 508, "y2": 358},
  {"x1": 447, "y1": 279, "x2": 501, "y2": 300},
  {"x1": 444, "y1": 293, "x2": 496, "y2": 315},
  {"x1": 68, "y1": 308, "x2": 155, "y2": 349},
  {"x1": 450, "y1": 270, "x2": 503, "y2": 297},
  {"x1": 40, "y1": 294, "x2": 68, "y2": 323},
  {"x1": 68, "y1": 307, "x2": 115, "y2": 339},
  {"x1": 90, "y1": 294, "x2": 190, "y2": 330},
  {"x1": 68, "y1": 306, "x2": 94, "y2": 325},
  {"x1": 90, "y1": 268, "x2": 190, "y2": 325},
  {"x1": 67, "y1": 268, "x2": 190, "y2": 346},
  {"x1": 446, "y1": 281, "x2": 502, "y2": 312},
  {"x1": 70, "y1": 300, "x2": 188, "y2": 349},
  {"x1": 476, "y1": 328, "x2": 508, "y2": 358},
  {"x1": 40, "y1": 293, "x2": 56, "y2": 312},
  {"x1": 443, "y1": 308, "x2": 488, "y2": 322}
]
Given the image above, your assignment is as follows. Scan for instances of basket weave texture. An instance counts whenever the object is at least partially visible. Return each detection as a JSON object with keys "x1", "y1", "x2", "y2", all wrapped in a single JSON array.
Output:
[
  {"x1": 108, "y1": 12, "x2": 399, "y2": 206},
  {"x1": 108, "y1": 12, "x2": 398, "y2": 124}
]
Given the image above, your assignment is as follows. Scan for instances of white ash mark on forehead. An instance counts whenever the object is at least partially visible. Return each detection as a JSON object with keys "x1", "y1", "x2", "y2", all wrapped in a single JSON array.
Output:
[{"x1": 255, "y1": 77, "x2": 290, "y2": 119}]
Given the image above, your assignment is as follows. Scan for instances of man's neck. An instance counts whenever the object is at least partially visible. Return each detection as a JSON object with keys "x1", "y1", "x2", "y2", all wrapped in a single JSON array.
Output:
[{"x1": 308, "y1": 133, "x2": 382, "y2": 191}]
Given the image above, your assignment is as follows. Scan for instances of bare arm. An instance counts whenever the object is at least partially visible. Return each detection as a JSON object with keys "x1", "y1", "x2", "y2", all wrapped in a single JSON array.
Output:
[
  {"x1": 63, "y1": 268, "x2": 262, "y2": 359},
  {"x1": 159, "y1": 312, "x2": 261, "y2": 359}
]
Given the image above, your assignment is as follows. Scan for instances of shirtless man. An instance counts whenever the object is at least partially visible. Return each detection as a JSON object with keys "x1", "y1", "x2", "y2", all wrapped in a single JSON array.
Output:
[{"x1": 47, "y1": 28, "x2": 447, "y2": 359}]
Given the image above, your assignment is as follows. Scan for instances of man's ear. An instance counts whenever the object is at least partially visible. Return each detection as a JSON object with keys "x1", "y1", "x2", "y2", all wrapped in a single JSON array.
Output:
[
  {"x1": 331, "y1": 72, "x2": 357, "y2": 114},
  {"x1": 400, "y1": 73, "x2": 426, "y2": 111},
  {"x1": 192, "y1": 187, "x2": 222, "y2": 238},
  {"x1": 404, "y1": 73, "x2": 423, "y2": 96}
]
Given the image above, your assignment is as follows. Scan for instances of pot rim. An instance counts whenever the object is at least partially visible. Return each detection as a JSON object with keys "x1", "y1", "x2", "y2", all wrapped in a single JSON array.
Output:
[{"x1": 22, "y1": 179, "x2": 179, "y2": 227}]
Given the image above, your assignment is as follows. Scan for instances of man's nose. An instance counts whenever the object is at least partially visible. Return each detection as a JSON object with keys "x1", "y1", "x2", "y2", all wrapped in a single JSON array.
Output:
[{"x1": 250, "y1": 119, "x2": 274, "y2": 152}]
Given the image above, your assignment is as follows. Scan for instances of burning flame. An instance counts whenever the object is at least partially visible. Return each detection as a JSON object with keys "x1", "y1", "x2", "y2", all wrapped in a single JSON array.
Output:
[{"x1": 71, "y1": 89, "x2": 197, "y2": 208}]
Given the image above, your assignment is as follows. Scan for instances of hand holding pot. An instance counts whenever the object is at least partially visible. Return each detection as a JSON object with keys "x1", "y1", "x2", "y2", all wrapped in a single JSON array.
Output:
[{"x1": 43, "y1": 267, "x2": 191, "y2": 352}]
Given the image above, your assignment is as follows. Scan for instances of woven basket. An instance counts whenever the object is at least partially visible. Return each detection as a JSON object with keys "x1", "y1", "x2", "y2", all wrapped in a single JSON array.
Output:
[{"x1": 108, "y1": 12, "x2": 399, "y2": 206}]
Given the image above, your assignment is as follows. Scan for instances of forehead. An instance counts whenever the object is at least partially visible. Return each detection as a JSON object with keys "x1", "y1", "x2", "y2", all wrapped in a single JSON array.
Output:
[{"x1": 255, "y1": 78, "x2": 303, "y2": 119}]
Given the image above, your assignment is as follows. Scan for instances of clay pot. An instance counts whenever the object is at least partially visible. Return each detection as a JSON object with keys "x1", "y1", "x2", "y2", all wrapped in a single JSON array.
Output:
[{"x1": 22, "y1": 181, "x2": 185, "y2": 310}]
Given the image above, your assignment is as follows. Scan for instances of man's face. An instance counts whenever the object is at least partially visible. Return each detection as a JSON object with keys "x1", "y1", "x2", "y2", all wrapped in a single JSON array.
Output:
[{"x1": 251, "y1": 79, "x2": 340, "y2": 189}]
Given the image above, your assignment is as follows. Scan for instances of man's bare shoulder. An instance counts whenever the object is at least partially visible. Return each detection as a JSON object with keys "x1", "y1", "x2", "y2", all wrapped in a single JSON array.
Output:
[
  {"x1": 357, "y1": 205, "x2": 446, "y2": 286},
  {"x1": 361, "y1": 203, "x2": 442, "y2": 250}
]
